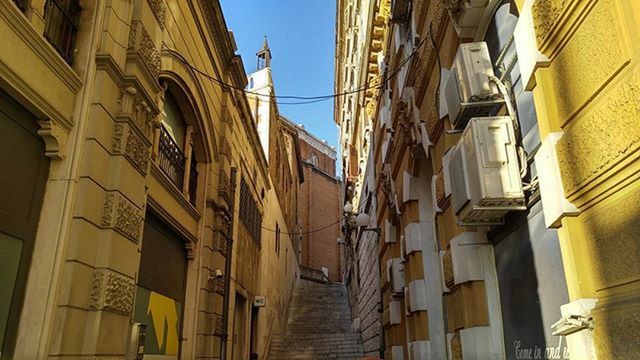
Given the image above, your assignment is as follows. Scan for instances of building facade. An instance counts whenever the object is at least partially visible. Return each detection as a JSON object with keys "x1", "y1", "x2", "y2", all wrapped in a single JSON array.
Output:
[
  {"x1": 0, "y1": 0, "x2": 300, "y2": 359},
  {"x1": 336, "y1": 0, "x2": 640, "y2": 359},
  {"x1": 285, "y1": 119, "x2": 343, "y2": 283}
]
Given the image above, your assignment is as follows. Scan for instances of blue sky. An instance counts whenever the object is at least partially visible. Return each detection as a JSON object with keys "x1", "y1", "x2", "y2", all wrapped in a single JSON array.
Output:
[{"x1": 220, "y1": 0, "x2": 338, "y2": 149}]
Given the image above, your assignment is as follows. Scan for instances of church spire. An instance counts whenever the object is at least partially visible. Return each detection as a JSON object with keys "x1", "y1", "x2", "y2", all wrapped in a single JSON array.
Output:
[{"x1": 256, "y1": 35, "x2": 272, "y2": 70}]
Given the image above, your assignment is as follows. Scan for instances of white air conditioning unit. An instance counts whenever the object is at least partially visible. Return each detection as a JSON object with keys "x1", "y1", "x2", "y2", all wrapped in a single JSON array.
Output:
[
  {"x1": 387, "y1": 258, "x2": 405, "y2": 296},
  {"x1": 445, "y1": 42, "x2": 504, "y2": 129},
  {"x1": 448, "y1": 116, "x2": 526, "y2": 225}
]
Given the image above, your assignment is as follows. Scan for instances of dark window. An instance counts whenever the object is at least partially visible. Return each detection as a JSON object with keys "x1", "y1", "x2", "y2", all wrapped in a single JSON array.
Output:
[
  {"x1": 12, "y1": 0, "x2": 27, "y2": 12},
  {"x1": 239, "y1": 179, "x2": 262, "y2": 246},
  {"x1": 43, "y1": 0, "x2": 81, "y2": 64}
]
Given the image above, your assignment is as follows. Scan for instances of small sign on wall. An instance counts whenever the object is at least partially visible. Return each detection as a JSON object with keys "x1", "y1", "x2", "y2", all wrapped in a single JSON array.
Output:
[{"x1": 253, "y1": 296, "x2": 266, "y2": 308}]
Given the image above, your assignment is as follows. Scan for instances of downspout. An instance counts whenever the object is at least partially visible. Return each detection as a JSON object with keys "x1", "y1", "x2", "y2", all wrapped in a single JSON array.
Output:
[{"x1": 220, "y1": 167, "x2": 237, "y2": 360}]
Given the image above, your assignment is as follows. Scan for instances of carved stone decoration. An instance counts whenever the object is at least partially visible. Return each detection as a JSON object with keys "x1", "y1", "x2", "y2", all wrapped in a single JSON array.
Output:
[
  {"x1": 212, "y1": 230, "x2": 229, "y2": 256},
  {"x1": 89, "y1": 269, "x2": 135, "y2": 314},
  {"x1": 112, "y1": 123, "x2": 151, "y2": 175},
  {"x1": 146, "y1": 0, "x2": 166, "y2": 30},
  {"x1": 185, "y1": 241, "x2": 195, "y2": 260},
  {"x1": 101, "y1": 192, "x2": 143, "y2": 242},
  {"x1": 128, "y1": 20, "x2": 161, "y2": 80},
  {"x1": 219, "y1": 137, "x2": 231, "y2": 159},
  {"x1": 213, "y1": 276, "x2": 225, "y2": 295},
  {"x1": 37, "y1": 120, "x2": 68, "y2": 160},
  {"x1": 214, "y1": 314, "x2": 225, "y2": 337},
  {"x1": 117, "y1": 86, "x2": 157, "y2": 140}
]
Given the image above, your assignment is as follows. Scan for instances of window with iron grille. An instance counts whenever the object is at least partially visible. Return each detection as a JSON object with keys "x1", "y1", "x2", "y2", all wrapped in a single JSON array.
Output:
[
  {"x1": 44, "y1": 0, "x2": 81, "y2": 64},
  {"x1": 239, "y1": 179, "x2": 262, "y2": 246}
]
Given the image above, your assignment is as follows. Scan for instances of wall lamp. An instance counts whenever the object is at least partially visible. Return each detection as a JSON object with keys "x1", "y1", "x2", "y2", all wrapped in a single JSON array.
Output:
[{"x1": 343, "y1": 202, "x2": 380, "y2": 236}]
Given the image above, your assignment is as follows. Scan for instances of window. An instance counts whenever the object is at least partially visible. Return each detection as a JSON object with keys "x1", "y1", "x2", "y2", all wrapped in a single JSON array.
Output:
[
  {"x1": 239, "y1": 179, "x2": 262, "y2": 246},
  {"x1": 44, "y1": 0, "x2": 81, "y2": 64},
  {"x1": 309, "y1": 153, "x2": 318, "y2": 166},
  {"x1": 157, "y1": 91, "x2": 198, "y2": 205}
]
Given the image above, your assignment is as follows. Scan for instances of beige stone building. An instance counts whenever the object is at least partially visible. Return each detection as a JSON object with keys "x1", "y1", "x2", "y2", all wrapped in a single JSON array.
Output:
[
  {"x1": 336, "y1": 0, "x2": 640, "y2": 359},
  {"x1": 0, "y1": 0, "x2": 301, "y2": 359}
]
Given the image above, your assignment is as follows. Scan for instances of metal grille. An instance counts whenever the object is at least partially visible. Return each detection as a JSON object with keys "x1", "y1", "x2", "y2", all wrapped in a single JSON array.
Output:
[
  {"x1": 188, "y1": 154, "x2": 198, "y2": 206},
  {"x1": 158, "y1": 125, "x2": 185, "y2": 190},
  {"x1": 43, "y1": 0, "x2": 81, "y2": 64},
  {"x1": 239, "y1": 179, "x2": 262, "y2": 247}
]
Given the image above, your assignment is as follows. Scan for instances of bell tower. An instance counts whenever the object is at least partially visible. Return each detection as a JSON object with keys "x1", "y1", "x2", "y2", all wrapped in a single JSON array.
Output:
[{"x1": 256, "y1": 35, "x2": 272, "y2": 70}]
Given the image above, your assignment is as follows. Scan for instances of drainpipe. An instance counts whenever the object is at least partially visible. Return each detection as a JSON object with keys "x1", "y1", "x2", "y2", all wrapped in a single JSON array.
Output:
[{"x1": 220, "y1": 167, "x2": 237, "y2": 360}]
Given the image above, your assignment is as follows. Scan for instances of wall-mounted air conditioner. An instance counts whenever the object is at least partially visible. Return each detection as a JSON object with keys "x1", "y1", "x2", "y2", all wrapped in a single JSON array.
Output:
[
  {"x1": 448, "y1": 116, "x2": 525, "y2": 225},
  {"x1": 386, "y1": 258, "x2": 405, "y2": 296},
  {"x1": 445, "y1": 42, "x2": 504, "y2": 129}
]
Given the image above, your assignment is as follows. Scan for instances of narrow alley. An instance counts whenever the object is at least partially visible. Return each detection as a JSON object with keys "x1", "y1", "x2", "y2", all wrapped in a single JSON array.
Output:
[{"x1": 1, "y1": 0, "x2": 639, "y2": 359}]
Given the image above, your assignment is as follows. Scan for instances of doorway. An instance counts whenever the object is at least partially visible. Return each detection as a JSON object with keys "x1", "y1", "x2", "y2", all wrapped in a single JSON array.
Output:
[
  {"x1": 232, "y1": 293, "x2": 247, "y2": 360},
  {"x1": 0, "y1": 89, "x2": 50, "y2": 359}
]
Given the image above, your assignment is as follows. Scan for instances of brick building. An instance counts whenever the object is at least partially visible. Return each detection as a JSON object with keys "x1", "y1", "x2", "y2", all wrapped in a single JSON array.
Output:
[{"x1": 284, "y1": 118, "x2": 343, "y2": 282}]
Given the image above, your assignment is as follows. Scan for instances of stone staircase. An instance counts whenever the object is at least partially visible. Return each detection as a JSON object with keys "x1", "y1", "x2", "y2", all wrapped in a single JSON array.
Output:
[{"x1": 268, "y1": 279, "x2": 365, "y2": 359}]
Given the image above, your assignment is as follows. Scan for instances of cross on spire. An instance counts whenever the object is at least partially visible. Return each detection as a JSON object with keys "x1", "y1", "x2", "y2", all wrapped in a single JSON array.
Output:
[{"x1": 257, "y1": 35, "x2": 272, "y2": 70}]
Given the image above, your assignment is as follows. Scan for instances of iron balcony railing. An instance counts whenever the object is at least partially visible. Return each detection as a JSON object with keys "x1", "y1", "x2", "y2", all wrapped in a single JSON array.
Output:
[
  {"x1": 43, "y1": 0, "x2": 81, "y2": 64},
  {"x1": 158, "y1": 125, "x2": 185, "y2": 190}
]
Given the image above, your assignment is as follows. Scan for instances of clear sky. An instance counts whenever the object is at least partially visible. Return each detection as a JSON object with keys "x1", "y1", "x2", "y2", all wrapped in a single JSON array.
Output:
[{"x1": 220, "y1": 0, "x2": 338, "y2": 149}]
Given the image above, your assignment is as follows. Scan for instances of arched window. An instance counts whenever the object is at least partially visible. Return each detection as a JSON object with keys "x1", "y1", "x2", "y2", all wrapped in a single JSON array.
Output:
[{"x1": 157, "y1": 87, "x2": 198, "y2": 206}]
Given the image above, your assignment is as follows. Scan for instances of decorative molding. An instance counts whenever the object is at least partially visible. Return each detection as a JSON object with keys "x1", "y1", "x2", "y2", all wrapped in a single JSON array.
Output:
[
  {"x1": 112, "y1": 123, "x2": 151, "y2": 175},
  {"x1": 214, "y1": 313, "x2": 224, "y2": 337},
  {"x1": 116, "y1": 86, "x2": 157, "y2": 141},
  {"x1": 146, "y1": 0, "x2": 166, "y2": 30},
  {"x1": 89, "y1": 269, "x2": 135, "y2": 314},
  {"x1": 212, "y1": 230, "x2": 229, "y2": 257},
  {"x1": 37, "y1": 119, "x2": 68, "y2": 159},
  {"x1": 128, "y1": 20, "x2": 161, "y2": 80},
  {"x1": 101, "y1": 192, "x2": 143, "y2": 242}
]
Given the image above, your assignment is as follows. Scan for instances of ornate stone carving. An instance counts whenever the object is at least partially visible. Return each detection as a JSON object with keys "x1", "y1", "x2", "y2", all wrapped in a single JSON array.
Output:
[
  {"x1": 128, "y1": 20, "x2": 161, "y2": 80},
  {"x1": 101, "y1": 192, "x2": 143, "y2": 242},
  {"x1": 185, "y1": 241, "x2": 195, "y2": 260},
  {"x1": 90, "y1": 269, "x2": 135, "y2": 314},
  {"x1": 214, "y1": 314, "x2": 225, "y2": 337},
  {"x1": 117, "y1": 86, "x2": 156, "y2": 140},
  {"x1": 219, "y1": 137, "x2": 231, "y2": 159},
  {"x1": 557, "y1": 68, "x2": 640, "y2": 195},
  {"x1": 546, "y1": 0, "x2": 628, "y2": 125},
  {"x1": 37, "y1": 120, "x2": 68, "y2": 160},
  {"x1": 146, "y1": 0, "x2": 166, "y2": 30},
  {"x1": 212, "y1": 230, "x2": 229, "y2": 256},
  {"x1": 213, "y1": 276, "x2": 225, "y2": 295},
  {"x1": 112, "y1": 123, "x2": 151, "y2": 175}
]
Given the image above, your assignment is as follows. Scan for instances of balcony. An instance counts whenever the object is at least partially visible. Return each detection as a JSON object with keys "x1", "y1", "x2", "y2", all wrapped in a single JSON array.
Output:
[
  {"x1": 158, "y1": 125, "x2": 185, "y2": 190},
  {"x1": 43, "y1": 0, "x2": 80, "y2": 64}
]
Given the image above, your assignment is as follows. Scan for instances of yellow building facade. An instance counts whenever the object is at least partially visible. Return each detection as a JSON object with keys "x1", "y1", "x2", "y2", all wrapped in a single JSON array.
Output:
[
  {"x1": 0, "y1": 0, "x2": 300, "y2": 359},
  {"x1": 336, "y1": 0, "x2": 640, "y2": 359}
]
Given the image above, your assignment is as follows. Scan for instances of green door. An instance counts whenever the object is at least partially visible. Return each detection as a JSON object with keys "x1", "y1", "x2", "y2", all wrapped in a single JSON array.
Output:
[{"x1": 0, "y1": 88, "x2": 50, "y2": 358}]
